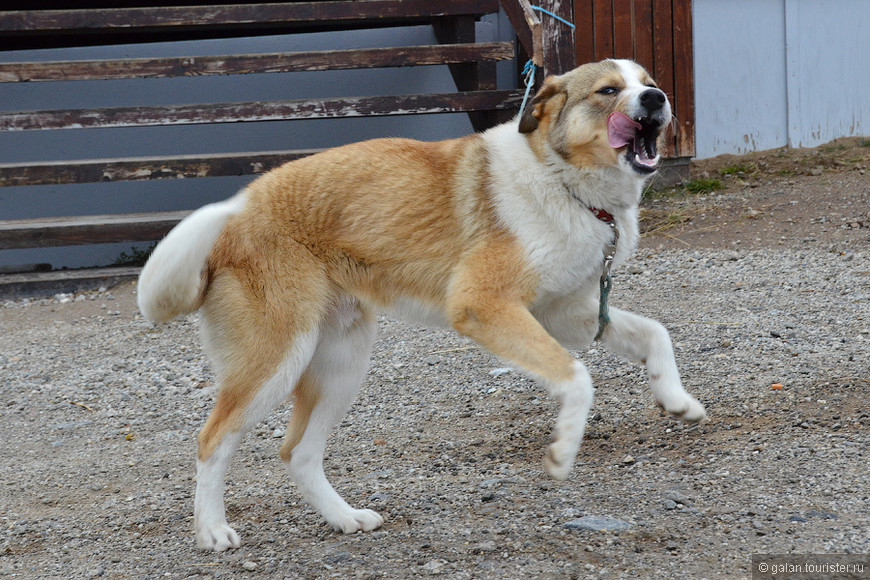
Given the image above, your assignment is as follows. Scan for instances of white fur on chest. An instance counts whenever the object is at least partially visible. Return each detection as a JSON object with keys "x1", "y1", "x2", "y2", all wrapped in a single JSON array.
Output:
[{"x1": 484, "y1": 123, "x2": 641, "y2": 298}]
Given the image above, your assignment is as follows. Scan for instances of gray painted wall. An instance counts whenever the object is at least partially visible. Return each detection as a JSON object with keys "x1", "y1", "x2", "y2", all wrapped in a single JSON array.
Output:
[{"x1": 693, "y1": 0, "x2": 870, "y2": 159}]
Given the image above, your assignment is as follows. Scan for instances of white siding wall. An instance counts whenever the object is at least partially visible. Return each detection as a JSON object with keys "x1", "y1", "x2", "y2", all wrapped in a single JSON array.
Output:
[{"x1": 693, "y1": 0, "x2": 870, "y2": 159}]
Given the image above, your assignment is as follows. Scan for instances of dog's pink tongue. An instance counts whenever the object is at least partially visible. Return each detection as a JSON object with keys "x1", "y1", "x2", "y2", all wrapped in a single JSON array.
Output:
[{"x1": 607, "y1": 112, "x2": 641, "y2": 148}]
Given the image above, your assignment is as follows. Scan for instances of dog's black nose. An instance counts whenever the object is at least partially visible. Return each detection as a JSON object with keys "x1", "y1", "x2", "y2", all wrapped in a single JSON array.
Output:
[{"x1": 639, "y1": 89, "x2": 666, "y2": 113}]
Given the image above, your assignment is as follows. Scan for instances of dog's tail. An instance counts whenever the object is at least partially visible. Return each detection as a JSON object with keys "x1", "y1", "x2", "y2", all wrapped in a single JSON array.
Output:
[{"x1": 137, "y1": 191, "x2": 247, "y2": 323}]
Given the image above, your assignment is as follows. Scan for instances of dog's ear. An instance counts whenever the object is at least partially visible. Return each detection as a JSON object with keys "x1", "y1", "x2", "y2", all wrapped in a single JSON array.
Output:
[{"x1": 518, "y1": 76, "x2": 564, "y2": 134}]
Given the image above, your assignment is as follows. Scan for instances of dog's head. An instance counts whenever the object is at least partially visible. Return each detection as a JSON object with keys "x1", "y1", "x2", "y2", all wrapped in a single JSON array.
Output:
[{"x1": 519, "y1": 59, "x2": 671, "y2": 177}]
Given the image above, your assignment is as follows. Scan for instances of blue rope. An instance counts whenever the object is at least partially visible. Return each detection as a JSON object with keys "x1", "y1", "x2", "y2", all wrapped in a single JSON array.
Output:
[
  {"x1": 521, "y1": 59, "x2": 536, "y2": 79},
  {"x1": 530, "y1": 6, "x2": 577, "y2": 30},
  {"x1": 518, "y1": 60, "x2": 537, "y2": 118}
]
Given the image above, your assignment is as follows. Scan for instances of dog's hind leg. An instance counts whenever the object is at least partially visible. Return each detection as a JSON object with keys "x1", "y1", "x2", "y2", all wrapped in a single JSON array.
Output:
[
  {"x1": 194, "y1": 271, "x2": 324, "y2": 551},
  {"x1": 280, "y1": 297, "x2": 383, "y2": 534},
  {"x1": 599, "y1": 307, "x2": 706, "y2": 422}
]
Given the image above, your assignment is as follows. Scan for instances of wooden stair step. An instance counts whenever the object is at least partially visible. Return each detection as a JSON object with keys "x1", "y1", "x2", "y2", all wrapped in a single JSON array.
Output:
[
  {"x1": 0, "y1": 43, "x2": 515, "y2": 83},
  {"x1": 0, "y1": 266, "x2": 140, "y2": 300},
  {"x1": 1, "y1": 89, "x2": 523, "y2": 131},
  {"x1": 0, "y1": 1, "x2": 500, "y2": 49},
  {"x1": 0, "y1": 211, "x2": 190, "y2": 249},
  {"x1": 0, "y1": 150, "x2": 322, "y2": 187},
  {"x1": 0, "y1": 1, "x2": 500, "y2": 32}
]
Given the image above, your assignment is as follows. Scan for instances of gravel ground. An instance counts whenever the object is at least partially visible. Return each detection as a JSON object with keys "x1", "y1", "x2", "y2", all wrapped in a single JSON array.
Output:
[{"x1": 1, "y1": 144, "x2": 868, "y2": 579}]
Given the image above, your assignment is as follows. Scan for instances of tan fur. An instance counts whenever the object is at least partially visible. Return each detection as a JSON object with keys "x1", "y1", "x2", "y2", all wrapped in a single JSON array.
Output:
[
  {"x1": 191, "y1": 136, "x2": 507, "y2": 461},
  {"x1": 194, "y1": 61, "x2": 653, "y2": 462},
  {"x1": 446, "y1": 233, "x2": 575, "y2": 383},
  {"x1": 138, "y1": 60, "x2": 704, "y2": 550},
  {"x1": 197, "y1": 240, "x2": 330, "y2": 460},
  {"x1": 522, "y1": 60, "x2": 667, "y2": 170},
  {"x1": 279, "y1": 372, "x2": 320, "y2": 463},
  {"x1": 193, "y1": 127, "x2": 585, "y2": 463}
]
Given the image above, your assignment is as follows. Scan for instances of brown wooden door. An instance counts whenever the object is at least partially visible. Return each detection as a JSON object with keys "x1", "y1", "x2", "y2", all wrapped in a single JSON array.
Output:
[{"x1": 573, "y1": 0, "x2": 694, "y2": 158}]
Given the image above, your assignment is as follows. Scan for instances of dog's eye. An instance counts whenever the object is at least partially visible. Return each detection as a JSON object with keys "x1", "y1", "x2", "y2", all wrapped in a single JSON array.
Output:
[{"x1": 596, "y1": 87, "x2": 619, "y2": 96}]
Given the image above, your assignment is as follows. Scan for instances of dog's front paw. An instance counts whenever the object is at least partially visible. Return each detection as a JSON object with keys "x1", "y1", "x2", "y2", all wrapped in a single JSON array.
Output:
[
  {"x1": 543, "y1": 442, "x2": 576, "y2": 481},
  {"x1": 664, "y1": 394, "x2": 707, "y2": 424},
  {"x1": 196, "y1": 522, "x2": 241, "y2": 552},
  {"x1": 329, "y1": 509, "x2": 384, "y2": 534}
]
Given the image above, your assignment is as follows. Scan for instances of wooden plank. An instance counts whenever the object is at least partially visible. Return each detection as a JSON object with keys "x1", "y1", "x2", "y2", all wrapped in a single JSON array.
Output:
[
  {"x1": 0, "y1": 211, "x2": 190, "y2": 249},
  {"x1": 593, "y1": 0, "x2": 614, "y2": 60},
  {"x1": 433, "y1": 18, "x2": 483, "y2": 88},
  {"x1": 652, "y1": 0, "x2": 675, "y2": 157},
  {"x1": 633, "y1": 0, "x2": 655, "y2": 72},
  {"x1": 651, "y1": 0, "x2": 674, "y2": 92},
  {"x1": 0, "y1": 90, "x2": 524, "y2": 131},
  {"x1": 573, "y1": 0, "x2": 596, "y2": 64},
  {"x1": 539, "y1": 0, "x2": 576, "y2": 75},
  {"x1": 613, "y1": 0, "x2": 634, "y2": 59},
  {"x1": 499, "y1": 0, "x2": 543, "y2": 66},
  {"x1": 0, "y1": 43, "x2": 515, "y2": 83},
  {"x1": 0, "y1": 150, "x2": 323, "y2": 187},
  {"x1": 432, "y1": 17, "x2": 499, "y2": 131},
  {"x1": 0, "y1": 1, "x2": 500, "y2": 34},
  {"x1": 671, "y1": 0, "x2": 694, "y2": 157},
  {"x1": 0, "y1": 266, "x2": 141, "y2": 300}
]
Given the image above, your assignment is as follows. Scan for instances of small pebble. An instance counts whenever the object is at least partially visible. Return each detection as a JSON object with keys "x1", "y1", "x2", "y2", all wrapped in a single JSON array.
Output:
[
  {"x1": 564, "y1": 516, "x2": 631, "y2": 532},
  {"x1": 664, "y1": 490, "x2": 692, "y2": 505},
  {"x1": 472, "y1": 541, "x2": 497, "y2": 553}
]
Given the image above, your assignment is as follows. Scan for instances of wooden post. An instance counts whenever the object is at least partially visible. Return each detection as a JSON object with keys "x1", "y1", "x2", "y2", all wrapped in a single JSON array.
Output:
[
  {"x1": 537, "y1": 0, "x2": 576, "y2": 76},
  {"x1": 432, "y1": 16, "x2": 499, "y2": 131}
]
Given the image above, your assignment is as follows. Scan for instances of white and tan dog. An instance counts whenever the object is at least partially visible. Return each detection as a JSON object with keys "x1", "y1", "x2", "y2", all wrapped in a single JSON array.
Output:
[{"x1": 138, "y1": 59, "x2": 706, "y2": 551}]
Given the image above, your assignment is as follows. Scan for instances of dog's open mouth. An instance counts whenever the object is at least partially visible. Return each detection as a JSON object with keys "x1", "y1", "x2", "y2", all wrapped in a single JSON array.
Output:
[{"x1": 607, "y1": 112, "x2": 661, "y2": 174}]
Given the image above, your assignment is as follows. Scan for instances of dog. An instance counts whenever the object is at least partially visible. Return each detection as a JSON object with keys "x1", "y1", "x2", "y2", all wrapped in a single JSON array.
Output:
[{"x1": 137, "y1": 59, "x2": 706, "y2": 551}]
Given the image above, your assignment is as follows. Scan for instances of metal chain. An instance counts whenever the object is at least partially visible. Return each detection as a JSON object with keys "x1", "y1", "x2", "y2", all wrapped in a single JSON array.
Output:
[{"x1": 594, "y1": 221, "x2": 619, "y2": 341}]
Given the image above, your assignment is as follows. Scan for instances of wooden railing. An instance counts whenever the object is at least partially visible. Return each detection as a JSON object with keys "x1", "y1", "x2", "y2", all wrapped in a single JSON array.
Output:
[{"x1": 0, "y1": 0, "x2": 576, "y2": 288}]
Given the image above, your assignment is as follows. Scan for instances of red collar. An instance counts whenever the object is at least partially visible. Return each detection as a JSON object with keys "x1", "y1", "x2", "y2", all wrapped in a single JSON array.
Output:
[
  {"x1": 568, "y1": 191, "x2": 615, "y2": 223},
  {"x1": 587, "y1": 207, "x2": 615, "y2": 223}
]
